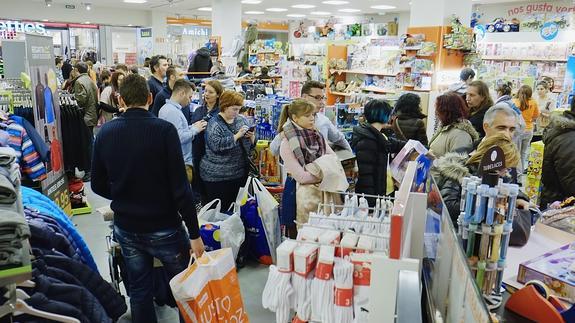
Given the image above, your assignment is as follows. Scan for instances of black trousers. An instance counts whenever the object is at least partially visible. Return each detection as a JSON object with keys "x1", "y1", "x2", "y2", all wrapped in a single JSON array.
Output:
[{"x1": 204, "y1": 176, "x2": 247, "y2": 212}]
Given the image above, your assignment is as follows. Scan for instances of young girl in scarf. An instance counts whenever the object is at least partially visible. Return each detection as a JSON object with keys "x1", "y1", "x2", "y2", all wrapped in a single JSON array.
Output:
[{"x1": 278, "y1": 99, "x2": 336, "y2": 226}]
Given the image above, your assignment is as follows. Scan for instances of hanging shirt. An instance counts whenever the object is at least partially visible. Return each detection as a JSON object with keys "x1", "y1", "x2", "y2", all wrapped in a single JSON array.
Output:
[{"x1": 4, "y1": 119, "x2": 47, "y2": 181}]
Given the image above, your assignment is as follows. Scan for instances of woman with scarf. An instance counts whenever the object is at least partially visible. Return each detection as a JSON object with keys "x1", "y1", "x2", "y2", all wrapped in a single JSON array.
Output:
[{"x1": 278, "y1": 99, "x2": 336, "y2": 226}]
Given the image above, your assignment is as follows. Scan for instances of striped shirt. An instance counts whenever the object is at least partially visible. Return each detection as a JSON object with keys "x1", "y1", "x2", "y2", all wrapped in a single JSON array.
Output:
[{"x1": 5, "y1": 118, "x2": 47, "y2": 181}]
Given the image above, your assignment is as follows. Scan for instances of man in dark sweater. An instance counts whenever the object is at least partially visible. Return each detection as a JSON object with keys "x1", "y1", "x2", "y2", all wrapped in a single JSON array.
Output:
[
  {"x1": 147, "y1": 55, "x2": 168, "y2": 101},
  {"x1": 91, "y1": 74, "x2": 204, "y2": 323},
  {"x1": 150, "y1": 66, "x2": 193, "y2": 123}
]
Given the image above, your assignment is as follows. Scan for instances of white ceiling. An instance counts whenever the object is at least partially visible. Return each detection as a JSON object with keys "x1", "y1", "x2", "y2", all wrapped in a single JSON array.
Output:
[{"x1": 30, "y1": 0, "x2": 532, "y2": 21}]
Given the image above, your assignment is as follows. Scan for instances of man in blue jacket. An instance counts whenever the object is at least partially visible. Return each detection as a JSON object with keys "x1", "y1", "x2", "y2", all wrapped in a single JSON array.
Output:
[{"x1": 91, "y1": 74, "x2": 204, "y2": 323}]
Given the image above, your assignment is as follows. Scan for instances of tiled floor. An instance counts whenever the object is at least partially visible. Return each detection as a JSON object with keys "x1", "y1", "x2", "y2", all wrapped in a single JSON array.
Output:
[{"x1": 72, "y1": 185, "x2": 275, "y2": 322}]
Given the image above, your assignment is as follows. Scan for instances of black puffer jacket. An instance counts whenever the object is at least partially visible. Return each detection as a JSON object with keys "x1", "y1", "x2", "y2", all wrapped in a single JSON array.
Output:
[
  {"x1": 351, "y1": 123, "x2": 405, "y2": 204},
  {"x1": 468, "y1": 106, "x2": 489, "y2": 138},
  {"x1": 541, "y1": 111, "x2": 575, "y2": 208},
  {"x1": 430, "y1": 152, "x2": 471, "y2": 224},
  {"x1": 392, "y1": 112, "x2": 428, "y2": 146},
  {"x1": 33, "y1": 249, "x2": 127, "y2": 321},
  {"x1": 188, "y1": 47, "x2": 213, "y2": 79}
]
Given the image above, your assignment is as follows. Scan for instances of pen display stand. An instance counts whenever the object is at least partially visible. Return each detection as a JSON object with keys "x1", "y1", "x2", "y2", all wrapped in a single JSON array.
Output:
[{"x1": 457, "y1": 174, "x2": 519, "y2": 310}]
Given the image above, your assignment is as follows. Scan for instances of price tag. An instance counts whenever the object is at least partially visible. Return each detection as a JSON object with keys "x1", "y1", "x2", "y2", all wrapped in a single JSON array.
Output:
[
  {"x1": 44, "y1": 174, "x2": 72, "y2": 216},
  {"x1": 265, "y1": 87, "x2": 274, "y2": 95}
]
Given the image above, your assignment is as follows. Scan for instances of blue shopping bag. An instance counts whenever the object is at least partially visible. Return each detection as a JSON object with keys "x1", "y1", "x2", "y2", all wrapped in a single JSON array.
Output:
[{"x1": 240, "y1": 197, "x2": 272, "y2": 265}]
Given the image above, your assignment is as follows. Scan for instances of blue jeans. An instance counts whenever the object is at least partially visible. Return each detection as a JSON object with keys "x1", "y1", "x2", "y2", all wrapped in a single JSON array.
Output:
[{"x1": 114, "y1": 225, "x2": 191, "y2": 323}]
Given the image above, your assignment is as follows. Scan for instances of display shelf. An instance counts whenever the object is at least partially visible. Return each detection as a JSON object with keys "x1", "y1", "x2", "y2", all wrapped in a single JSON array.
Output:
[
  {"x1": 250, "y1": 50, "x2": 278, "y2": 54},
  {"x1": 329, "y1": 91, "x2": 352, "y2": 97},
  {"x1": 0, "y1": 265, "x2": 32, "y2": 287},
  {"x1": 361, "y1": 86, "x2": 396, "y2": 94},
  {"x1": 482, "y1": 56, "x2": 567, "y2": 62},
  {"x1": 330, "y1": 69, "x2": 398, "y2": 77},
  {"x1": 72, "y1": 202, "x2": 92, "y2": 216}
]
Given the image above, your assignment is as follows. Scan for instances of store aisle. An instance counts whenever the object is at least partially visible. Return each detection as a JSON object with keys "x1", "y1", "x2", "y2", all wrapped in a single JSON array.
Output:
[{"x1": 72, "y1": 185, "x2": 275, "y2": 322}]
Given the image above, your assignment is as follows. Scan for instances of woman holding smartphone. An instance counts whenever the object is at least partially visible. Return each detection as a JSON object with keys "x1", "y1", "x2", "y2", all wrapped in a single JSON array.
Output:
[{"x1": 200, "y1": 90, "x2": 255, "y2": 210}]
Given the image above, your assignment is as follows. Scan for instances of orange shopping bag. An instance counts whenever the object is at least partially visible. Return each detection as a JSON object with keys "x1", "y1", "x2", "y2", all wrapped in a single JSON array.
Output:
[{"x1": 169, "y1": 248, "x2": 249, "y2": 323}]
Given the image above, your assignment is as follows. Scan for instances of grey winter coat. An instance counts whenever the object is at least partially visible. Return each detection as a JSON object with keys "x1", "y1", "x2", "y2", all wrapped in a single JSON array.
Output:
[
  {"x1": 72, "y1": 73, "x2": 99, "y2": 127},
  {"x1": 429, "y1": 120, "x2": 479, "y2": 158}
]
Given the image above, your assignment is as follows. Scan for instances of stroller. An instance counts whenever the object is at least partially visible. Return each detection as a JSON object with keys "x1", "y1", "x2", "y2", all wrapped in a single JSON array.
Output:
[{"x1": 100, "y1": 206, "x2": 179, "y2": 307}]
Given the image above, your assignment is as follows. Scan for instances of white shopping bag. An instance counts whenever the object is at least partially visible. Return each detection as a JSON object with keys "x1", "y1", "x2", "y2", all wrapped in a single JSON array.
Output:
[{"x1": 198, "y1": 199, "x2": 245, "y2": 260}]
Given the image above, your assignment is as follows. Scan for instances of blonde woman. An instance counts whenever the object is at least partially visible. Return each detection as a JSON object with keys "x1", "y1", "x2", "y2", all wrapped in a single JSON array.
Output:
[
  {"x1": 278, "y1": 99, "x2": 337, "y2": 225},
  {"x1": 513, "y1": 85, "x2": 540, "y2": 172}
]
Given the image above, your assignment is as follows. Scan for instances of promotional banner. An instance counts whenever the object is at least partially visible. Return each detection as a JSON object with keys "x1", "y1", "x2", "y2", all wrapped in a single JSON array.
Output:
[{"x1": 25, "y1": 34, "x2": 71, "y2": 215}]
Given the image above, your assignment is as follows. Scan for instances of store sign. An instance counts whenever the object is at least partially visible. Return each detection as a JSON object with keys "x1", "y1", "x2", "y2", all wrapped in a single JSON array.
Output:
[
  {"x1": 540, "y1": 21, "x2": 559, "y2": 40},
  {"x1": 182, "y1": 26, "x2": 210, "y2": 36},
  {"x1": 140, "y1": 28, "x2": 152, "y2": 38},
  {"x1": 0, "y1": 20, "x2": 46, "y2": 35}
]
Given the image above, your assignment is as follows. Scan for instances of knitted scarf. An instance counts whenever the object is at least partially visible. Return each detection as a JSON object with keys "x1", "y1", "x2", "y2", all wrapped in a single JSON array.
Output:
[{"x1": 283, "y1": 119, "x2": 326, "y2": 166}]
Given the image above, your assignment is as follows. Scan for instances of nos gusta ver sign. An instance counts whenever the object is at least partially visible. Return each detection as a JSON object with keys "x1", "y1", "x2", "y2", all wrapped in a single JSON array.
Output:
[{"x1": 0, "y1": 20, "x2": 46, "y2": 34}]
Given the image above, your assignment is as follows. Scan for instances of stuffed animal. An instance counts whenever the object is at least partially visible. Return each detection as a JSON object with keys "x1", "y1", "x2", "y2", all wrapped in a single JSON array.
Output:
[{"x1": 336, "y1": 81, "x2": 347, "y2": 92}]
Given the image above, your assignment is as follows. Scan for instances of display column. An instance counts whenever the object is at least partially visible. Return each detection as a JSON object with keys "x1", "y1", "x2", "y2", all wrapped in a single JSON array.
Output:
[
  {"x1": 408, "y1": 0, "x2": 472, "y2": 74},
  {"x1": 211, "y1": 0, "x2": 242, "y2": 55}
]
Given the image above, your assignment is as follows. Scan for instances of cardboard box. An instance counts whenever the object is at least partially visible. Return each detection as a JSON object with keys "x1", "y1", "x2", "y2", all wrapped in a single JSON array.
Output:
[
  {"x1": 276, "y1": 240, "x2": 299, "y2": 272},
  {"x1": 517, "y1": 243, "x2": 575, "y2": 299},
  {"x1": 294, "y1": 244, "x2": 318, "y2": 276}
]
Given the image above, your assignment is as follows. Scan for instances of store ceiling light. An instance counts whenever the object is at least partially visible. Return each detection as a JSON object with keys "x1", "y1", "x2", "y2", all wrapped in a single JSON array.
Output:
[
  {"x1": 338, "y1": 8, "x2": 360, "y2": 13},
  {"x1": 322, "y1": 1, "x2": 349, "y2": 5},
  {"x1": 85, "y1": 3, "x2": 92, "y2": 10},
  {"x1": 245, "y1": 11, "x2": 264, "y2": 14},
  {"x1": 292, "y1": 4, "x2": 315, "y2": 9},
  {"x1": 311, "y1": 11, "x2": 331, "y2": 16},
  {"x1": 241, "y1": 0, "x2": 262, "y2": 3},
  {"x1": 370, "y1": 5, "x2": 396, "y2": 10},
  {"x1": 197, "y1": 7, "x2": 212, "y2": 11},
  {"x1": 287, "y1": 14, "x2": 306, "y2": 18},
  {"x1": 123, "y1": 0, "x2": 147, "y2": 3},
  {"x1": 266, "y1": 8, "x2": 288, "y2": 12},
  {"x1": 45, "y1": 0, "x2": 52, "y2": 7}
]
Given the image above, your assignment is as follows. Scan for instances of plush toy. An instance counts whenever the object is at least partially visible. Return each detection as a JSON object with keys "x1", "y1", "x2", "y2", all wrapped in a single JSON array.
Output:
[
  {"x1": 337, "y1": 58, "x2": 347, "y2": 70},
  {"x1": 336, "y1": 81, "x2": 347, "y2": 92}
]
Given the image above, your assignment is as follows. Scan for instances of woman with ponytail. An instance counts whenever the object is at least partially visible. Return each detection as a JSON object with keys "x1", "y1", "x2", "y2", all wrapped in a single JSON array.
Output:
[
  {"x1": 278, "y1": 99, "x2": 336, "y2": 227},
  {"x1": 512, "y1": 85, "x2": 540, "y2": 172}
]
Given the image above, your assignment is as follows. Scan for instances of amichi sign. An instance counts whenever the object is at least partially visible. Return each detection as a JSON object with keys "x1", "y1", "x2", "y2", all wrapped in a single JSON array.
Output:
[{"x1": 0, "y1": 20, "x2": 46, "y2": 34}]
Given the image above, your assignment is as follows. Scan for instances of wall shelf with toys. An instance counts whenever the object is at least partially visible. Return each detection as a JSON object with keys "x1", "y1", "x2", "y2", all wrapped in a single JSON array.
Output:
[{"x1": 481, "y1": 56, "x2": 568, "y2": 62}]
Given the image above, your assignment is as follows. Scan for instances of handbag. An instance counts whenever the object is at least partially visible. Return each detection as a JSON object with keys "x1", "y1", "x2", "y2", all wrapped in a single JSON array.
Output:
[
  {"x1": 509, "y1": 208, "x2": 532, "y2": 247},
  {"x1": 393, "y1": 118, "x2": 408, "y2": 141}
]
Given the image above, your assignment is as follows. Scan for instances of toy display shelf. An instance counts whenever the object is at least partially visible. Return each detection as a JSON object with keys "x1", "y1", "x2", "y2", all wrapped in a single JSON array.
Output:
[
  {"x1": 482, "y1": 56, "x2": 567, "y2": 62},
  {"x1": 329, "y1": 91, "x2": 352, "y2": 97},
  {"x1": 330, "y1": 69, "x2": 398, "y2": 77},
  {"x1": 361, "y1": 86, "x2": 397, "y2": 94}
]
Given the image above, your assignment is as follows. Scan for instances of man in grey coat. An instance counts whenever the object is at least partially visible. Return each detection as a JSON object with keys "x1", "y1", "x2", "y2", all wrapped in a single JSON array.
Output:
[
  {"x1": 72, "y1": 62, "x2": 99, "y2": 134},
  {"x1": 72, "y1": 61, "x2": 99, "y2": 181}
]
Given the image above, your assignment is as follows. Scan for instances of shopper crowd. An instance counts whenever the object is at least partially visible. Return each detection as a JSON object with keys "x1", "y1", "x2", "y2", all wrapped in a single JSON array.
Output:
[{"x1": 50, "y1": 51, "x2": 575, "y2": 323}]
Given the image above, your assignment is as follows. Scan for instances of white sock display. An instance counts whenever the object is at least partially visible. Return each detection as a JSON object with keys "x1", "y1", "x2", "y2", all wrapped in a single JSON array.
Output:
[
  {"x1": 333, "y1": 257, "x2": 354, "y2": 323},
  {"x1": 262, "y1": 265, "x2": 294, "y2": 323}
]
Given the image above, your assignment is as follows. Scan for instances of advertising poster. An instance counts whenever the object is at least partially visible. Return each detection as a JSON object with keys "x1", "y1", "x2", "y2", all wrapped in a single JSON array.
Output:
[{"x1": 25, "y1": 34, "x2": 71, "y2": 215}]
